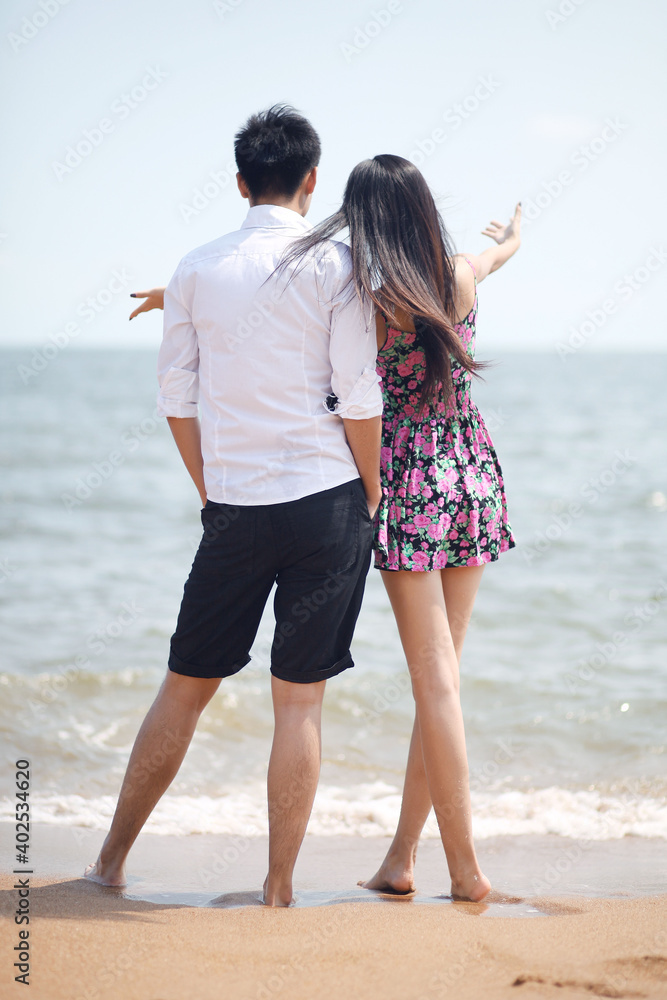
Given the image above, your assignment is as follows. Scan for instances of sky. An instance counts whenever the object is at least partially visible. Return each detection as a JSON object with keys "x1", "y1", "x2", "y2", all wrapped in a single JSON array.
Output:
[{"x1": 1, "y1": 0, "x2": 666, "y2": 357}]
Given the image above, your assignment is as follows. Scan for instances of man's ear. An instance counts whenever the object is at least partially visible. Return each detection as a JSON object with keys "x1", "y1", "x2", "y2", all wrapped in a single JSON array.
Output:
[
  {"x1": 237, "y1": 172, "x2": 251, "y2": 200},
  {"x1": 304, "y1": 166, "x2": 317, "y2": 195}
]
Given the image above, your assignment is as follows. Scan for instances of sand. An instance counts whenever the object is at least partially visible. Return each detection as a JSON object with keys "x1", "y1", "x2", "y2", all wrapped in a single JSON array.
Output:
[{"x1": 2, "y1": 825, "x2": 667, "y2": 999}]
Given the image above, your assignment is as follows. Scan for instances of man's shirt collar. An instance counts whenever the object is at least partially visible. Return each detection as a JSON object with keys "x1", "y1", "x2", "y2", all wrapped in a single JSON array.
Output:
[{"x1": 241, "y1": 204, "x2": 312, "y2": 233}]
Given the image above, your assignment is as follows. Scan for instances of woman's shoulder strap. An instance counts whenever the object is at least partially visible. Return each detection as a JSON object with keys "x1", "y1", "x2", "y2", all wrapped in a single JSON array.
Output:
[{"x1": 458, "y1": 254, "x2": 477, "y2": 283}]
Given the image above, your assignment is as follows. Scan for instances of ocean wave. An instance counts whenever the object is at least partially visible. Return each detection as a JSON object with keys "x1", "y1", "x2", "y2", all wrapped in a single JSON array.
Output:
[{"x1": 4, "y1": 783, "x2": 665, "y2": 840}]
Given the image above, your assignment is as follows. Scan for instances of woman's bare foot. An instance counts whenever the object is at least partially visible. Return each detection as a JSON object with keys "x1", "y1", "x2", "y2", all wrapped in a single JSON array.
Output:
[
  {"x1": 83, "y1": 856, "x2": 127, "y2": 888},
  {"x1": 358, "y1": 851, "x2": 416, "y2": 895},
  {"x1": 450, "y1": 870, "x2": 491, "y2": 902}
]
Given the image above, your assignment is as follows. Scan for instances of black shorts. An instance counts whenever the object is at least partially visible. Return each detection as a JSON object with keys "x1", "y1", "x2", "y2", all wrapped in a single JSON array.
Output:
[{"x1": 168, "y1": 478, "x2": 373, "y2": 684}]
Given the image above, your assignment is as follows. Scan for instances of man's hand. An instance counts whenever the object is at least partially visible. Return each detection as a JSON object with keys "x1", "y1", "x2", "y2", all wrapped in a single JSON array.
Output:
[
  {"x1": 129, "y1": 287, "x2": 166, "y2": 320},
  {"x1": 366, "y1": 488, "x2": 382, "y2": 520}
]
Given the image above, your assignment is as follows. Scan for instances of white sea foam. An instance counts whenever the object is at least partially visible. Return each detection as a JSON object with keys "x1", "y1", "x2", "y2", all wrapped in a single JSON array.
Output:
[{"x1": 5, "y1": 783, "x2": 666, "y2": 840}]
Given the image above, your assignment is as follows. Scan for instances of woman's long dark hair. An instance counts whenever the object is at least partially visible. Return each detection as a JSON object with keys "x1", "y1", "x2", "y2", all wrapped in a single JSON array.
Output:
[{"x1": 282, "y1": 154, "x2": 485, "y2": 408}]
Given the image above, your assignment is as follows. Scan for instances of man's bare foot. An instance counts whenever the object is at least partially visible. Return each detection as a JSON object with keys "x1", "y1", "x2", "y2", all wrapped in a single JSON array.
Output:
[
  {"x1": 450, "y1": 870, "x2": 491, "y2": 902},
  {"x1": 262, "y1": 874, "x2": 294, "y2": 907},
  {"x1": 358, "y1": 856, "x2": 416, "y2": 895},
  {"x1": 83, "y1": 857, "x2": 127, "y2": 888}
]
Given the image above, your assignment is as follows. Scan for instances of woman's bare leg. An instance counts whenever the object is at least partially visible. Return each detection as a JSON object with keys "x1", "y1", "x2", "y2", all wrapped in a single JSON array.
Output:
[{"x1": 361, "y1": 566, "x2": 487, "y2": 899}]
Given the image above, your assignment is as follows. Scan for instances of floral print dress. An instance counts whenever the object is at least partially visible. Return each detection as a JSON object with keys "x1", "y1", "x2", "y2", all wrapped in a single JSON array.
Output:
[{"x1": 373, "y1": 257, "x2": 515, "y2": 571}]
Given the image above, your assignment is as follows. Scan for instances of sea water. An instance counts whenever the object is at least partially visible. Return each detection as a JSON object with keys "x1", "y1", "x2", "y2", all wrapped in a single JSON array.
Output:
[{"x1": 1, "y1": 349, "x2": 665, "y2": 841}]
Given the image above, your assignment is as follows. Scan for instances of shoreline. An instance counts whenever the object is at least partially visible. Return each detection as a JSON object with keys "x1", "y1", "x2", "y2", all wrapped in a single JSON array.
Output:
[
  {"x1": 2, "y1": 822, "x2": 666, "y2": 903},
  {"x1": 2, "y1": 827, "x2": 667, "y2": 997}
]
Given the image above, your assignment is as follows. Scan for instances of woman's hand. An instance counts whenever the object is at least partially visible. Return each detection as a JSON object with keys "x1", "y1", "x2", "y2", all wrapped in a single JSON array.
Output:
[
  {"x1": 464, "y1": 202, "x2": 522, "y2": 283},
  {"x1": 481, "y1": 203, "x2": 521, "y2": 245},
  {"x1": 129, "y1": 287, "x2": 166, "y2": 320}
]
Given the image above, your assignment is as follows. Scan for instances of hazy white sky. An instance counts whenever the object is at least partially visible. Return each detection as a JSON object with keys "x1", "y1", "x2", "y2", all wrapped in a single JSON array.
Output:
[{"x1": 2, "y1": 0, "x2": 665, "y2": 357}]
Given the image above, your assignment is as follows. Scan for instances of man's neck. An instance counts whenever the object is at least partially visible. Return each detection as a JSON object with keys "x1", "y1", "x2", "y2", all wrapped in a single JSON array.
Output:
[{"x1": 248, "y1": 194, "x2": 310, "y2": 218}]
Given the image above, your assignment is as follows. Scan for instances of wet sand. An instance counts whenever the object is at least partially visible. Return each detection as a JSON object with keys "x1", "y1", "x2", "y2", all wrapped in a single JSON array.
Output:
[{"x1": 1, "y1": 824, "x2": 666, "y2": 999}]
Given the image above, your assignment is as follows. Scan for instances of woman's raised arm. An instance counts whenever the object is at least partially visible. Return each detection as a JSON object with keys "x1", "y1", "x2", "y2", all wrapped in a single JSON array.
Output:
[{"x1": 463, "y1": 202, "x2": 522, "y2": 284}]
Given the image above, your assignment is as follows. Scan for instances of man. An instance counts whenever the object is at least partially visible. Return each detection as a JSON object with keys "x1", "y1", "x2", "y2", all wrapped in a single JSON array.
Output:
[{"x1": 84, "y1": 105, "x2": 382, "y2": 905}]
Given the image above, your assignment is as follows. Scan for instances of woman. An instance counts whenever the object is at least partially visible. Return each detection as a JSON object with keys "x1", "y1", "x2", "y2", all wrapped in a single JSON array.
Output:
[
  {"x1": 284, "y1": 156, "x2": 519, "y2": 901},
  {"x1": 131, "y1": 156, "x2": 520, "y2": 901}
]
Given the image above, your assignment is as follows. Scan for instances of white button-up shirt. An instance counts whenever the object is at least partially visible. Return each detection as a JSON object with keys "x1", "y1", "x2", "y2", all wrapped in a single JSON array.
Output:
[{"x1": 157, "y1": 204, "x2": 382, "y2": 506}]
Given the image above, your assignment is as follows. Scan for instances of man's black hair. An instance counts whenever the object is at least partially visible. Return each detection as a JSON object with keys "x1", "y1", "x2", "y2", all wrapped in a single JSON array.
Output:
[{"x1": 234, "y1": 104, "x2": 321, "y2": 200}]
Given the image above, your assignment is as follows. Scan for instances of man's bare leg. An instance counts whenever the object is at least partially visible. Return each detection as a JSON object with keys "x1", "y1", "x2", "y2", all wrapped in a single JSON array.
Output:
[
  {"x1": 362, "y1": 566, "x2": 487, "y2": 899},
  {"x1": 263, "y1": 676, "x2": 326, "y2": 907},
  {"x1": 85, "y1": 671, "x2": 221, "y2": 886}
]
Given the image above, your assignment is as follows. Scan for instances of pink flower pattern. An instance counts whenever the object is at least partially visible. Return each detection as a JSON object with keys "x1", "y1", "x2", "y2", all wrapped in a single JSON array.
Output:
[{"x1": 373, "y1": 263, "x2": 515, "y2": 572}]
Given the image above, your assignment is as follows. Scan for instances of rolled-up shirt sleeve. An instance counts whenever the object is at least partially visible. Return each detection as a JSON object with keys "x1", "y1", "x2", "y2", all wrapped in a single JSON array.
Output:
[
  {"x1": 326, "y1": 272, "x2": 383, "y2": 421},
  {"x1": 157, "y1": 266, "x2": 200, "y2": 418}
]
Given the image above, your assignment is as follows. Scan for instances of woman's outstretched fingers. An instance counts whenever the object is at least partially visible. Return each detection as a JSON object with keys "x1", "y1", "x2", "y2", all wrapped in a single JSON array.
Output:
[
  {"x1": 481, "y1": 220, "x2": 505, "y2": 242},
  {"x1": 129, "y1": 297, "x2": 152, "y2": 320},
  {"x1": 128, "y1": 287, "x2": 166, "y2": 320},
  {"x1": 481, "y1": 204, "x2": 522, "y2": 245}
]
